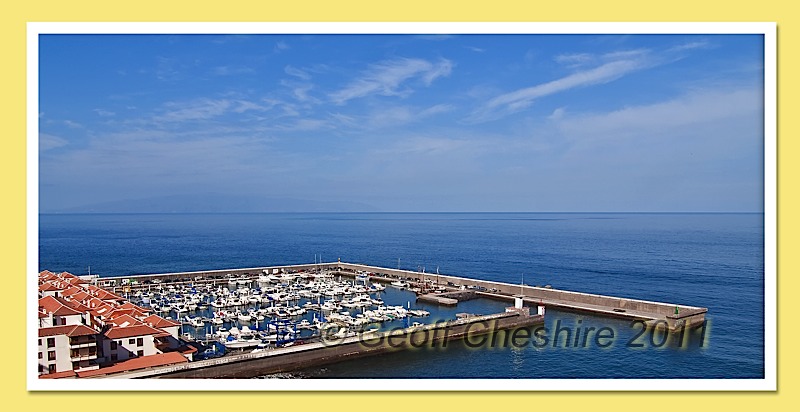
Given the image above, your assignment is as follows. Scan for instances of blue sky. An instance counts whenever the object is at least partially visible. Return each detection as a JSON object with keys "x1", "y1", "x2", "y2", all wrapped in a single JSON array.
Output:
[{"x1": 38, "y1": 33, "x2": 764, "y2": 212}]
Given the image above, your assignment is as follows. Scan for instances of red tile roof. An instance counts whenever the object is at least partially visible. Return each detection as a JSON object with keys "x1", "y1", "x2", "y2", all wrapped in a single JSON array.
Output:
[
  {"x1": 38, "y1": 271, "x2": 58, "y2": 282},
  {"x1": 39, "y1": 296, "x2": 62, "y2": 312},
  {"x1": 104, "y1": 324, "x2": 163, "y2": 339},
  {"x1": 52, "y1": 306, "x2": 83, "y2": 317},
  {"x1": 93, "y1": 288, "x2": 123, "y2": 301},
  {"x1": 75, "y1": 352, "x2": 188, "y2": 378},
  {"x1": 39, "y1": 281, "x2": 66, "y2": 292},
  {"x1": 39, "y1": 324, "x2": 98, "y2": 337},
  {"x1": 107, "y1": 314, "x2": 144, "y2": 327},
  {"x1": 58, "y1": 271, "x2": 77, "y2": 279},
  {"x1": 70, "y1": 290, "x2": 91, "y2": 301},
  {"x1": 60, "y1": 286, "x2": 84, "y2": 297},
  {"x1": 39, "y1": 370, "x2": 76, "y2": 379},
  {"x1": 56, "y1": 297, "x2": 91, "y2": 313},
  {"x1": 106, "y1": 307, "x2": 148, "y2": 320},
  {"x1": 66, "y1": 277, "x2": 88, "y2": 285},
  {"x1": 39, "y1": 296, "x2": 83, "y2": 317},
  {"x1": 143, "y1": 314, "x2": 181, "y2": 328}
]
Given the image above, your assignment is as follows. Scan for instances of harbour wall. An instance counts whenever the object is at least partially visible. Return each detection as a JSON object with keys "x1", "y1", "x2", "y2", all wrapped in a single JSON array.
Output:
[
  {"x1": 333, "y1": 263, "x2": 707, "y2": 330},
  {"x1": 110, "y1": 311, "x2": 543, "y2": 378}
]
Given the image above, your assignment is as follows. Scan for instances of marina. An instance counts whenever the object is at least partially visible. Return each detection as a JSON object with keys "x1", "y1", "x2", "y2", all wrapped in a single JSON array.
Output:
[
  {"x1": 32, "y1": 260, "x2": 708, "y2": 379},
  {"x1": 38, "y1": 262, "x2": 549, "y2": 378},
  {"x1": 105, "y1": 260, "x2": 707, "y2": 336}
]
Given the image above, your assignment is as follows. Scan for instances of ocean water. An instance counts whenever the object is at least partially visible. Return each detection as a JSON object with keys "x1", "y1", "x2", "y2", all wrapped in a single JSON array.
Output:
[{"x1": 38, "y1": 212, "x2": 765, "y2": 378}]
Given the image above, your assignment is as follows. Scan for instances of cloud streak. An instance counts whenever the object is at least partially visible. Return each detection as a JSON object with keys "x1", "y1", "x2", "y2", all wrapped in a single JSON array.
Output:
[
  {"x1": 153, "y1": 98, "x2": 273, "y2": 122},
  {"x1": 469, "y1": 58, "x2": 649, "y2": 122},
  {"x1": 329, "y1": 57, "x2": 453, "y2": 105},
  {"x1": 39, "y1": 133, "x2": 68, "y2": 151}
]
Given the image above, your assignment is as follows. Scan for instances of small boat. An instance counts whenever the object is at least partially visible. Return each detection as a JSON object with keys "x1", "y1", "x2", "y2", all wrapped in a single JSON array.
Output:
[
  {"x1": 223, "y1": 333, "x2": 261, "y2": 349},
  {"x1": 390, "y1": 281, "x2": 409, "y2": 289},
  {"x1": 185, "y1": 316, "x2": 205, "y2": 328}
]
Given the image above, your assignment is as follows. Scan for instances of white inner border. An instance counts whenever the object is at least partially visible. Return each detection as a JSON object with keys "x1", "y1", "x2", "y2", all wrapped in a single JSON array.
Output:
[{"x1": 27, "y1": 22, "x2": 777, "y2": 392}]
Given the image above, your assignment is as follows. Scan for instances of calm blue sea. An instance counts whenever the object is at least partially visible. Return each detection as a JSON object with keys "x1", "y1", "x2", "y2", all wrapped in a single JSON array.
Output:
[{"x1": 38, "y1": 212, "x2": 765, "y2": 379}]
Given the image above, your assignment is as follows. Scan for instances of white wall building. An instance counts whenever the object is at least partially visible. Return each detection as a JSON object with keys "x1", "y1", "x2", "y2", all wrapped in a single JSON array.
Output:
[
  {"x1": 102, "y1": 324, "x2": 163, "y2": 363},
  {"x1": 38, "y1": 324, "x2": 100, "y2": 376}
]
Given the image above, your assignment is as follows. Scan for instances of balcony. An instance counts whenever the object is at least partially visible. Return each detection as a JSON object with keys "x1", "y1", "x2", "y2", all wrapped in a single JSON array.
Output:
[
  {"x1": 69, "y1": 338, "x2": 96, "y2": 349},
  {"x1": 70, "y1": 349, "x2": 98, "y2": 362}
]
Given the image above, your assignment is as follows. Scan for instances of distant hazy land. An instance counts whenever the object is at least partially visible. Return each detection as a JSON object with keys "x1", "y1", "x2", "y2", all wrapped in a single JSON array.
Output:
[{"x1": 41, "y1": 193, "x2": 379, "y2": 214}]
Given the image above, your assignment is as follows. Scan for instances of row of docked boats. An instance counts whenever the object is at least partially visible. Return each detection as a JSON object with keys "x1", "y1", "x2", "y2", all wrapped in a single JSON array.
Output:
[{"x1": 129, "y1": 270, "x2": 430, "y2": 349}]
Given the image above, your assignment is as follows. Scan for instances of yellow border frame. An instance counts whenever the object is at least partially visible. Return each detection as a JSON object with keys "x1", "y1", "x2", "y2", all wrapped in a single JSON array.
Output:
[{"x1": 4, "y1": 0, "x2": 793, "y2": 409}]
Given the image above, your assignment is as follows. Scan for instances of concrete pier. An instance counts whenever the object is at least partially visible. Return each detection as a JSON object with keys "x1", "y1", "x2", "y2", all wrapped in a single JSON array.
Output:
[
  {"x1": 91, "y1": 311, "x2": 543, "y2": 379},
  {"x1": 334, "y1": 262, "x2": 707, "y2": 331}
]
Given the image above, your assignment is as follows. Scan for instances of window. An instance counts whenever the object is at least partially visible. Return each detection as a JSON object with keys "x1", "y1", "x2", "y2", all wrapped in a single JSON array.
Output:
[
  {"x1": 129, "y1": 338, "x2": 135, "y2": 344},
  {"x1": 46, "y1": 337, "x2": 55, "y2": 348},
  {"x1": 48, "y1": 351, "x2": 56, "y2": 361},
  {"x1": 110, "y1": 341, "x2": 117, "y2": 350},
  {"x1": 137, "y1": 350, "x2": 143, "y2": 357},
  {"x1": 110, "y1": 353, "x2": 117, "y2": 361},
  {"x1": 38, "y1": 364, "x2": 43, "y2": 373},
  {"x1": 48, "y1": 364, "x2": 55, "y2": 373},
  {"x1": 38, "y1": 339, "x2": 41, "y2": 346},
  {"x1": 38, "y1": 352, "x2": 42, "y2": 359},
  {"x1": 137, "y1": 338, "x2": 143, "y2": 347}
]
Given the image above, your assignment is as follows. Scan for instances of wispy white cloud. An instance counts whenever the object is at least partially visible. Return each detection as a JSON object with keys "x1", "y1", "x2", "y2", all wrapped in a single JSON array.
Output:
[
  {"x1": 154, "y1": 98, "x2": 272, "y2": 122},
  {"x1": 274, "y1": 118, "x2": 330, "y2": 132},
  {"x1": 328, "y1": 112, "x2": 358, "y2": 128},
  {"x1": 470, "y1": 58, "x2": 649, "y2": 122},
  {"x1": 274, "y1": 41, "x2": 290, "y2": 53},
  {"x1": 93, "y1": 109, "x2": 115, "y2": 117},
  {"x1": 156, "y1": 99, "x2": 232, "y2": 122},
  {"x1": 39, "y1": 133, "x2": 68, "y2": 151},
  {"x1": 554, "y1": 49, "x2": 649, "y2": 69},
  {"x1": 548, "y1": 107, "x2": 566, "y2": 121},
  {"x1": 280, "y1": 79, "x2": 317, "y2": 103},
  {"x1": 553, "y1": 87, "x2": 762, "y2": 143},
  {"x1": 335, "y1": 103, "x2": 455, "y2": 130},
  {"x1": 554, "y1": 52, "x2": 593, "y2": 67},
  {"x1": 155, "y1": 56, "x2": 181, "y2": 81},
  {"x1": 668, "y1": 40, "x2": 712, "y2": 52},
  {"x1": 465, "y1": 46, "x2": 485, "y2": 53},
  {"x1": 63, "y1": 120, "x2": 83, "y2": 128},
  {"x1": 419, "y1": 103, "x2": 454, "y2": 117},
  {"x1": 383, "y1": 135, "x2": 468, "y2": 155},
  {"x1": 329, "y1": 57, "x2": 453, "y2": 105},
  {"x1": 285, "y1": 65, "x2": 311, "y2": 80}
]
